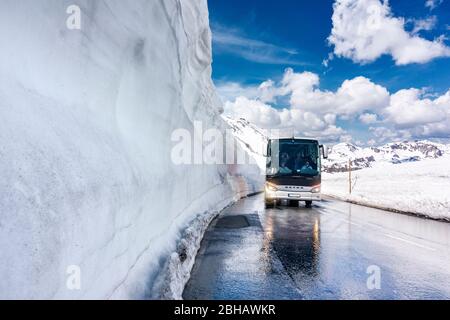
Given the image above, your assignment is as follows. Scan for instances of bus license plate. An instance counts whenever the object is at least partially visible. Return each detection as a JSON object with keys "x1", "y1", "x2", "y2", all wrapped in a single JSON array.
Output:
[{"x1": 288, "y1": 194, "x2": 301, "y2": 198}]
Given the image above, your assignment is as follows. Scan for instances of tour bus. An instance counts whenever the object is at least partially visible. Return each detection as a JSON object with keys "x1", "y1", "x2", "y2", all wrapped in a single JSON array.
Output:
[{"x1": 265, "y1": 138, "x2": 328, "y2": 208}]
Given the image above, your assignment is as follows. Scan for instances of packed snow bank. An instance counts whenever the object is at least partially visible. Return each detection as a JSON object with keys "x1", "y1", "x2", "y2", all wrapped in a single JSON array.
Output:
[
  {"x1": 152, "y1": 209, "x2": 220, "y2": 300},
  {"x1": 0, "y1": 0, "x2": 262, "y2": 299},
  {"x1": 322, "y1": 155, "x2": 450, "y2": 221}
]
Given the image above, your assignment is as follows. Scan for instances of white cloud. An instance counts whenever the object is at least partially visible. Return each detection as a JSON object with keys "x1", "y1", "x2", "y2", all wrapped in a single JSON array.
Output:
[
  {"x1": 221, "y1": 68, "x2": 450, "y2": 144},
  {"x1": 222, "y1": 69, "x2": 389, "y2": 142},
  {"x1": 324, "y1": 113, "x2": 337, "y2": 124},
  {"x1": 215, "y1": 79, "x2": 283, "y2": 104},
  {"x1": 258, "y1": 80, "x2": 278, "y2": 103},
  {"x1": 335, "y1": 76, "x2": 390, "y2": 115},
  {"x1": 322, "y1": 52, "x2": 334, "y2": 67},
  {"x1": 384, "y1": 88, "x2": 448, "y2": 127},
  {"x1": 328, "y1": 0, "x2": 450, "y2": 65},
  {"x1": 383, "y1": 89, "x2": 450, "y2": 139},
  {"x1": 369, "y1": 89, "x2": 450, "y2": 141},
  {"x1": 223, "y1": 97, "x2": 346, "y2": 142},
  {"x1": 425, "y1": 0, "x2": 443, "y2": 10},
  {"x1": 212, "y1": 25, "x2": 306, "y2": 65},
  {"x1": 215, "y1": 81, "x2": 260, "y2": 103},
  {"x1": 409, "y1": 16, "x2": 437, "y2": 35},
  {"x1": 280, "y1": 69, "x2": 389, "y2": 116},
  {"x1": 223, "y1": 96, "x2": 282, "y2": 127},
  {"x1": 369, "y1": 126, "x2": 411, "y2": 143},
  {"x1": 340, "y1": 134, "x2": 355, "y2": 143},
  {"x1": 359, "y1": 113, "x2": 378, "y2": 124}
]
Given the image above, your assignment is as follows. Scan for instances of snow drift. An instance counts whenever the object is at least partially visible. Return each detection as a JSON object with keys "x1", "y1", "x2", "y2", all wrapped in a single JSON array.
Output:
[
  {"x1": 0, "y1": 0, "x2": 262, "y2": 299},
  {"x1": 322, "y1": 155, "x2": 450, "y2": 221}
]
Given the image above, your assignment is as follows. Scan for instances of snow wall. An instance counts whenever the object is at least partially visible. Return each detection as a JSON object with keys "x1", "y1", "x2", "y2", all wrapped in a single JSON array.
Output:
[{"x1": 0, "y1": 0, "x2": 262, "y2": 299}]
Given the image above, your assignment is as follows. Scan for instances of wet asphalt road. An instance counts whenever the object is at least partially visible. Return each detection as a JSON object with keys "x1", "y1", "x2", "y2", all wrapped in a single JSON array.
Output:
[{"x1": 183, "y1": 194, "x2": 450, "y2": 300}]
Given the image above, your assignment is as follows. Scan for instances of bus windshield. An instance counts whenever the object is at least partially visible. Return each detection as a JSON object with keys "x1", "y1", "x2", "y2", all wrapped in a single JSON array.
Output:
[{"x1": 267, "y1": 139, "x2": 320, "y2": 177}]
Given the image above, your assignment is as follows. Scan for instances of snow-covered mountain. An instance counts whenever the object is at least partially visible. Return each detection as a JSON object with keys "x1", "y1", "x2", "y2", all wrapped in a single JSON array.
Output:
[
  {"x1": 223, "y1": 117, "x2": 268, "y2": 170},
  {"x1": 224, "y1": 117, "x2": 268, "y2": 156},
  {"x1": 323, "y1": 141, "x2": 448, "y2": 172},
  {"x1": 223, "y1": 117, "x2": 449, "y2": 173}
]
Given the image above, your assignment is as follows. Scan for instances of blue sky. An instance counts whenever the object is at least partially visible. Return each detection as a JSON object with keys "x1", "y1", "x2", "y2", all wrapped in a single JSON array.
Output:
[{"x1": 208, "y1": 0, "x2": 450, "y2": 145}]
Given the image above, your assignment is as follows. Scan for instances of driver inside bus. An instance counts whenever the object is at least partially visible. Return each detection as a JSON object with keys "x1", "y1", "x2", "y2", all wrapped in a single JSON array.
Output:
[
  {"x1": 292, "y1": 151, "x2": 317, "y2": 174},
  {"x1": 301, "y1": 160, "x2": 313, "y2": 171},
  {"x1": 279, "y1": 152, "x2": 292, "y2": 174},
  {"x1": 300, "y1": 156, "x2": 317, "y2": 175}
]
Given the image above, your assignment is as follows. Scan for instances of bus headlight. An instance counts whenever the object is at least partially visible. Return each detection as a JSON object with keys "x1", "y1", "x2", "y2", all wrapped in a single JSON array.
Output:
[
  {"x1": 266, "y1": 182, "x2": 278, "y2": 192},
  {"x1": 311, "y1": 185, "x2": 321, "y2": 193}
]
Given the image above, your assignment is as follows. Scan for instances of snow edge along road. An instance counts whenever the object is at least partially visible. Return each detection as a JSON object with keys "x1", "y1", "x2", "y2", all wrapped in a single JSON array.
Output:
[
  {"x1": 323, "y1": 194, "x2": 450, "y2": 223},
  {"x1": 152, "y1": 191, "x2": 264, "y2": 300}
]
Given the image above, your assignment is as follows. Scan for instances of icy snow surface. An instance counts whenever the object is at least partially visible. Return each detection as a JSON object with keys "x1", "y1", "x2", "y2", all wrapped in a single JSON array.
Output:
[
  {"x1": 322, "y1": 155, "x2": 450, "y2": 221},
  {"x1": 0, "y1": 0, "x2": 262, "y2": 299}
]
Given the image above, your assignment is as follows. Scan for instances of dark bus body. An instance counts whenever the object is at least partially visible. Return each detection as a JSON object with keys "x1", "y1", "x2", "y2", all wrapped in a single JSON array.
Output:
[{"x1": 265, "y1": 138, "x2": 328, "y2": 208}]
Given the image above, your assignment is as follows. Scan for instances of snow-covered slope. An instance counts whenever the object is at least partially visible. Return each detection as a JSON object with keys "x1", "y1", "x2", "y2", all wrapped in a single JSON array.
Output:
[
  {"x1": 322, "y1": 140, "x2": 450, "y2": 220},
  {"x1": 0, "y1": 1, "x2": 261, "y2": 299},
  {"x1": 323, "y1": 155, "x2": 450, "y2": 220},
  {"x1": 323, "y1": 141, "x2": 447, "y2": 172},
  {"x1": 223, "y1": 116, "x2": 268, "y2": 171}
]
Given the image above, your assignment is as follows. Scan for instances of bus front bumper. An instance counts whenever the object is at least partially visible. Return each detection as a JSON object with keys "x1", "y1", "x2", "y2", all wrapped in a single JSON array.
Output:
[{"x1": 265, "y1": 190, "x2": 321, "y2": 201}]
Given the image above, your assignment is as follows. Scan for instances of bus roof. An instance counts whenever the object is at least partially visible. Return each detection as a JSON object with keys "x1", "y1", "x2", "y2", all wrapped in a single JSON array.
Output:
[{"x1": 268, "y1": 137, "x2": 320, "y2": 143}]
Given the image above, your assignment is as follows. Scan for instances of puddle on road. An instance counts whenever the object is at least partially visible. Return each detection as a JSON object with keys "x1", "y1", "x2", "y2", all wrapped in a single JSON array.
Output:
[{"x1": 215, "y1": 215, "x2": 250, "y2": 229}]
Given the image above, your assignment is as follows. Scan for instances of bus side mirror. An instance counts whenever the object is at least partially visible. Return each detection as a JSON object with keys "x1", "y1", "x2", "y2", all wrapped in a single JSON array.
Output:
[
  {"x1": 263, "y1": 141, "x2": 271, "y2": 157},
  {"x1": 320, "y1": 145, "x2": 328, "y2": 159}
]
